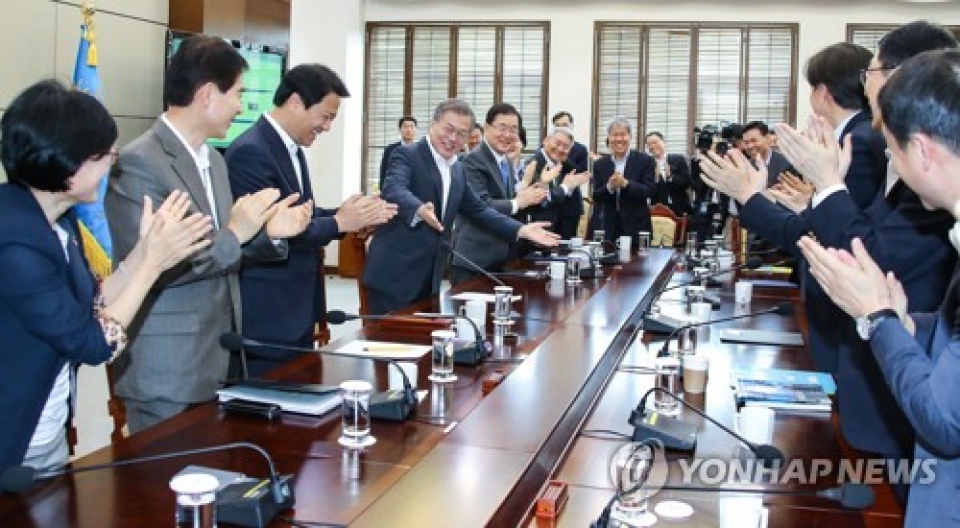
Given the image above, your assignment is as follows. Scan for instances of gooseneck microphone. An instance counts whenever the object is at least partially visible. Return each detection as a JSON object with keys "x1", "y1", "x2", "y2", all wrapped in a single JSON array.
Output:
[
  {"x1": 440, "y1": 239, "x2": 506, "y2": 287},
  {"x1": 220, "y1": 333, "x2": 417, "y2": 421},
  {"x1": 1, "y1": 442, "x2": 295, "y2": 525},
  {"x1": 630, "y1": 387, "x2": 785, "y2": 468},
  {"x1": 657, "y1": 301, "x2": 793, "y2": 357}
]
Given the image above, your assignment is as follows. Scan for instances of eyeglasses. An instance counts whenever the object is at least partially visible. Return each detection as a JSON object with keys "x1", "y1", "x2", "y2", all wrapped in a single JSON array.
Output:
[
  {"x1": 859, "y1": 65, "x2": 897, "y2": 85},
  {"x1": 439, "y1": 122, "x2": 471, "y2": 141},
  {"x1": 490, "y1": 123, "x2": 519, "y2": 137},
  {"x1": 94, "y1": 148, "x2": 119, "y2": 164}
]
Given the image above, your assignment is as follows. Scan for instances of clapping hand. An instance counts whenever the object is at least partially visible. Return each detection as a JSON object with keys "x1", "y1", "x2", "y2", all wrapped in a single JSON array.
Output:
[
  {"x1": 265, "y1": 193, "x2": 313, "y2": 239},
  {"x1": 775, "y1": 116, "x2": 851, "y2": 191},
  {"x1": 698, "y1": 148, "x2": 767, "y2": 204},
  {"x1": 140, "y1": 191, "x2": 213, "y2": 272}
]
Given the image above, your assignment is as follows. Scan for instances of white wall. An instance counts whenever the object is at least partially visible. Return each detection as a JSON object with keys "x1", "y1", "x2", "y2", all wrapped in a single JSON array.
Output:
[
  {"x1": 290, "y1": 0, "x2": 365, "y2": 264},
  {"x1": 0, "y1": 0, "x2": 169, "y2": 182}
]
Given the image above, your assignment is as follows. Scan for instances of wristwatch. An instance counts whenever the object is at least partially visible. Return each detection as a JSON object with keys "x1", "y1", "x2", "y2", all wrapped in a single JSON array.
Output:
[{"x1": 855, "y1": 308, "x2": 899, "y2": 340}]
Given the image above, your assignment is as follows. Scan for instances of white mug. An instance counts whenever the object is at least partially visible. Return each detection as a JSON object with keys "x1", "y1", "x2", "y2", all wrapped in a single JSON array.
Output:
[
  {"x1": 737, "y1": 406, "x2": 775, "y2": 445},
  {"x1": 569, "y1": 237, "x2": 584, "y2": 248},
  {"x1": 717, "y1": 493, "x2": 768, "y2": 528},
  {"x1": 735, "y1": 280, "x2": 754, "y2": 305},
  {"x1": 616, "y1": 235, "x2": 632, "y2": 253},
  {"x1": 464, "y1": 299, "x2": 487, "y2": 334},
  {"x1": 549, "y1": 261, "x2": 566, "y2": 280}
]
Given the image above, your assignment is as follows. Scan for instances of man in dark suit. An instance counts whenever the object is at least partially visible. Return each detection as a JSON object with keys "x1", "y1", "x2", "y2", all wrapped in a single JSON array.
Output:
[
  {"x1": 379, "y1": 116, "x2": 418, "y2": 191},
  {"x1": 699, "y1": 27, "x2": 957, "y2": 477},
  {"x1": 798, "y1": 46, "x2": 960, "y2": 528},
  {"x1": 363, "y1": 99, "x2": 560, "y2": 315},
  {"x1": 105, "y1": 36, "x2": 313, "y2": 432},
  {"x1": 226, "y1": 64, "x2": 395, "y2": 376},
  {"x1": 551, "y1": 111, "x2": 589, "y2": 239},
  {"x1": 806, "y1": 43, "x2": 887, "y2": 211},
  {"x1": 645, "y1": 131, "x2": 692, "y2": 216},
  {"x1": 450, "y1": 103, "x2": 548, "y2": 285},
  {"x1": 521, "y1": 127, "x2": 591, "y2": 239},
  {"x1": 740, "y1": 121, "x2": 797, "y2": 187},
  {"x1": 592, "y1": 118, "x2": 656, "y2": 248}
]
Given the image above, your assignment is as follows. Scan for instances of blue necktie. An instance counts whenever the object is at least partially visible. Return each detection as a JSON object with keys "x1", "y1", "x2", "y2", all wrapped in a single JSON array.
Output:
[{"x1": 499, "y1": 158, "x2": 511, "y2": 192}]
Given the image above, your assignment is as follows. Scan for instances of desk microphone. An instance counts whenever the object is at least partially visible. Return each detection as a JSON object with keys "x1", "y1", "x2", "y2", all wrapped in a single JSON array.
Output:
[
  {"x1": 220, "y1": 333, "x2": 417, "y2": 422},
  {"x1": 440, "y1": 239, "x2": 506, "y2": 287},
  {"x1": 327, "y1": 310, "x2": 489, "y2": 366},
  {"x1": 629, "y1": 387, "x2": 785, "y2": 468},
  {"x1": 643, "y1": 256, "x2": 765, "y2": 334},
  {"x1": 591, "y1": 481, "x2": 874, "y2": 528},
  {"x1": 1, "y1": 442, "x2": 295, "y2": 526},
  {"x1": 657, "y1": 301, "x2": 793, "y2": 357}
]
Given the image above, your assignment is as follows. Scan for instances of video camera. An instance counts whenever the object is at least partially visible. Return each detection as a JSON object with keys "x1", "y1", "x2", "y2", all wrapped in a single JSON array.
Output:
[{"x1": 693, "y1": 122, "x2": 743, "y2": 156}]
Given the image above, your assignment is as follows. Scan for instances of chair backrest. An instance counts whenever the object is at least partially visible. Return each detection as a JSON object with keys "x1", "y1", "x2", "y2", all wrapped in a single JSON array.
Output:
[{"x1": 650, "y1": 204, "x2": 687, "y2": 248}]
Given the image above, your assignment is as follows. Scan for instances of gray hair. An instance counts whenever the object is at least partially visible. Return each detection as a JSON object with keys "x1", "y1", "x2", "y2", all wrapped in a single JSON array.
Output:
[
  {"x1": 607, "y1": 117, "x2": 633, "y2": 136},
  {"x1": 432, "y1": 98, "x2": 476, "y2": 126},
  {"x1": 547, "y1": 125, "x2": 575, "y2": 142}
]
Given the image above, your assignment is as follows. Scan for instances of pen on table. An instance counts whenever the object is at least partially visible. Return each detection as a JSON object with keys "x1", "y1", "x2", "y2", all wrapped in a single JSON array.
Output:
[{"x1": 362, "y1": 344, "x2": 414, "y2": 352}]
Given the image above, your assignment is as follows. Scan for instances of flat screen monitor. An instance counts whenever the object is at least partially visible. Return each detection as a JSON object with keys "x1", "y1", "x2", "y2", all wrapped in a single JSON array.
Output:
[{"x1": 165, "y1": 30, "x2": 286, "y2": 150}]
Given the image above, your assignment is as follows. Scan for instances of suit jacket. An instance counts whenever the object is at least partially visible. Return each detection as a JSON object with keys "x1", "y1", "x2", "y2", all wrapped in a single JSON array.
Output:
[
  {"x1": 105, "y1": 118, "x2": 286, "y2": 404},
  {"x1": 524, "y1": 150, "x2": 572, "y2": 231},
  {"x1": 740, "y1": 179, "x2": 955, "y2": 456},
  {"x1": 763, "y1": 150, "x2": 797, "y2": 187},
  {"x1": 379, "y1": 141, "x2": 401, "y2": 191},
  {"x1": 839, "y1": 111, "x2": 887, "y2": 211},
  {"x1": 226, "y1": 116, "x2": 341, "y2": 348},
  {"x1": 0, "y1": 184, "x2": 113, "y2": 472},
  {"x1": 363, "y1": 139, "x2": 522, "y2": 313},
  {"x1": 651, "y1": 153, "x2": 693, "y2": 216},
  {"x1": 560, "y1": 141, "x2": 589, "y2": 218},
  {"x1": 591, "y1": 150, "x2": 656, "y2": 242},
  {"x1": 870, "y1": 267, "x2": 960, "y2": 527},
  {"x1": 452, "y1": 141, "x2": 519, "y2": 271}
]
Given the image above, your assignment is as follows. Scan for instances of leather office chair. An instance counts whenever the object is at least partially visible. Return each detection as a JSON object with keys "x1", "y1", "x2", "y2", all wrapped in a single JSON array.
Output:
[{"x1": 650, "y1": 204, "x2": 688, "y2": 248}]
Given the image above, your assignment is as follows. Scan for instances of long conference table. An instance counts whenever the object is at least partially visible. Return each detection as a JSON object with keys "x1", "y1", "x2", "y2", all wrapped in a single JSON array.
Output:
[{"x1": 0, "y1": 249, "x2": 905, "y2": 527}]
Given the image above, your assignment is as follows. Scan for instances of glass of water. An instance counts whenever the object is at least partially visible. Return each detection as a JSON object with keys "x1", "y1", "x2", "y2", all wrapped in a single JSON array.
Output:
[
  {"x1": 428, "y1": 329, "x2": 457, "y2": 383},
  {"x1": 654, "y1": 357, "x2": 681, "y2": 416},
  {"x1": 493, "y1": 285, "x2": 513, "y2": 322},
  {"x1": 593, "y1": 229, "x2": 605, "y2": 244},
  {"x1": 170, "y1": 473, "x2": 218, "y2": 528},
  {"x1": 566, "y1": 255, "x2": 582, "y2": 284},
  {"x1": 339, "y1": 380, "x2": 375, "y2": 448},
  {"x1": 638, "y1": 231, "x2": 651, "y2": 254},
  {"x1": 685, "y1": 232, "x2": 698, "y2": 257}
]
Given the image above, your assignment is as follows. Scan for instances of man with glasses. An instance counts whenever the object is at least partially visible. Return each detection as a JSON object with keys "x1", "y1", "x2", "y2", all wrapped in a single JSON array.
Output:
[
  {"x1": 226, "y1": 64, "x2": 396, "y2": 375},
  {"x1": 363, "y1": 99, "x2": 560, "y2": 315},
  {"x1": 522, "y1": 127, "x2": 591, "y2": 239},
  {"x1": 698, "y1": 24, "x2": 957, "y2": 496},
  {"x1": 551, "y1": 111, "x2": 590, "y2": 239},
  {"x1": 450, "y1": 103, "x2": 548, "y2": 285}
]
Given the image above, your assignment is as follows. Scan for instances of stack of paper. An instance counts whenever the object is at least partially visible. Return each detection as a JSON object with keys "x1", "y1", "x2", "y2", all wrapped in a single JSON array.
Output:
[{"x1": 217, "y1": 385, "x2": 341, "y2": 416}]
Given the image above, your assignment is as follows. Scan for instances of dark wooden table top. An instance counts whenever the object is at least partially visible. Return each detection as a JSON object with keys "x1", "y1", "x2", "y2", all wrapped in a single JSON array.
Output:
[{"x1": 0, "y1": 249, "x2": 902, "y2": 527}]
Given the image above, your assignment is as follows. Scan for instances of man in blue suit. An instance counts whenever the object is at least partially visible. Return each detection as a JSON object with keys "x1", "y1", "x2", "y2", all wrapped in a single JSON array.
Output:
[
  {"x1": 799, "y1": 48, "x2": 960, "y2": 528},
  {"x1": 698, "y1": 29, "x2": 957, "y2": 467},
  {"x1": 227, "y1": 64, "x2": 396, "y2": 375},
  {"x1": 363, "y1": 99, "x2": 560, "y2": 315}
]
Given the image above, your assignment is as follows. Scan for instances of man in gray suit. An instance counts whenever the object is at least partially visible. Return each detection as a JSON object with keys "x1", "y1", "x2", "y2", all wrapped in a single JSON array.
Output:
[
  {"x1": 741, "y1": 121, "x2": 798, "y2": 187},
  {"x1": 105, "y1": 36, "x2": 312, "y2": 433},
  {"x1": 450, "y1": 103, "x2": 547, "y2": 285}
]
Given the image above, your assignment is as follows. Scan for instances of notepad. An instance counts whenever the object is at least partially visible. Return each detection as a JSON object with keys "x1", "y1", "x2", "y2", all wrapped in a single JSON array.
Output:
[
  {"x1": 217, "y1": 385, "x2": 341, "y2": 416},
  {"x1": 450, "y1": 292, "x2": 523, "y2": 303},
  {"x1": 331, "y1": 340, "x2": 431, "y2": 360},
  {"x1": 719, "y1": 328, "x2": 804, "y2": 347}
]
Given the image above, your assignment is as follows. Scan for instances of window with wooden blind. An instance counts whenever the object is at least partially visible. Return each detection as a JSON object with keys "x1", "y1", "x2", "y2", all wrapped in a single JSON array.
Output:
[
  {"x1": 363, "y1": 22, "x2": 549, "y2": 192},
  {"x1": 593, "y1": 23, "x2": 797, "y2": 155},
  {"x1": 847, "y1": 24, "x2": 960, "y2": 56}
]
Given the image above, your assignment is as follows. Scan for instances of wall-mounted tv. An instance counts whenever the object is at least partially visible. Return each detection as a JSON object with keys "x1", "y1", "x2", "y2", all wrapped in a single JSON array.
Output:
[{"x1": 165, "y1": 30, "x2": 287, "y2": 150}]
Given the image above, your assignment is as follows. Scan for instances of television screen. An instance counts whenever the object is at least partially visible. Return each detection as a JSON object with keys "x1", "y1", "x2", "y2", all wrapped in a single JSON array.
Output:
[{"x1": 165, "y1": 30, "x2": 286, "y2": 150}]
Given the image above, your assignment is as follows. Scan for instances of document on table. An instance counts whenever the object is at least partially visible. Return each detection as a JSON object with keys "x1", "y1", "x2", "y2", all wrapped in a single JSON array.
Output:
[
  {"x1": 331, "y1": 339, "x2": 431, "y2": 360},
  {"x1": 450, "y1": 291, "x2": 522, "y2": 303}
]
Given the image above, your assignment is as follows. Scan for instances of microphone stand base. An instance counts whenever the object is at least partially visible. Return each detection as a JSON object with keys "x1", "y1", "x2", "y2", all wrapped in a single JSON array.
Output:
[
  {"x1": 369, "y1": 390, "x2": 416, "y2": 421},
  {"x1": 630, "y1": 410, "x2": 698, "y2": 452},
  {"x1": 218, "y1": 474, "x2": 296, "y2": 527}
]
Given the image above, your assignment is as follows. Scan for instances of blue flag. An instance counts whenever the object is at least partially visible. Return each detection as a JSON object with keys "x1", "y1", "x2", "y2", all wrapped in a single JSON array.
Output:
[{"x1": 72, "y1": 18, "x2": 113, "y2": 279}]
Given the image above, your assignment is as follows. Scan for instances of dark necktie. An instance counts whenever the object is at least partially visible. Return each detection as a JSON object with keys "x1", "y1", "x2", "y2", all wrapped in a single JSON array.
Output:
[{"x1": 294, "y1": 147, "x2": 313, "y2": 201}]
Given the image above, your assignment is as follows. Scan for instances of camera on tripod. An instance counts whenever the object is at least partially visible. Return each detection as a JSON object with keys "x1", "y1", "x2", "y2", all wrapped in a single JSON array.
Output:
[{"x1": 693, "y1": 122, "x2": 743, "y2": 156}]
